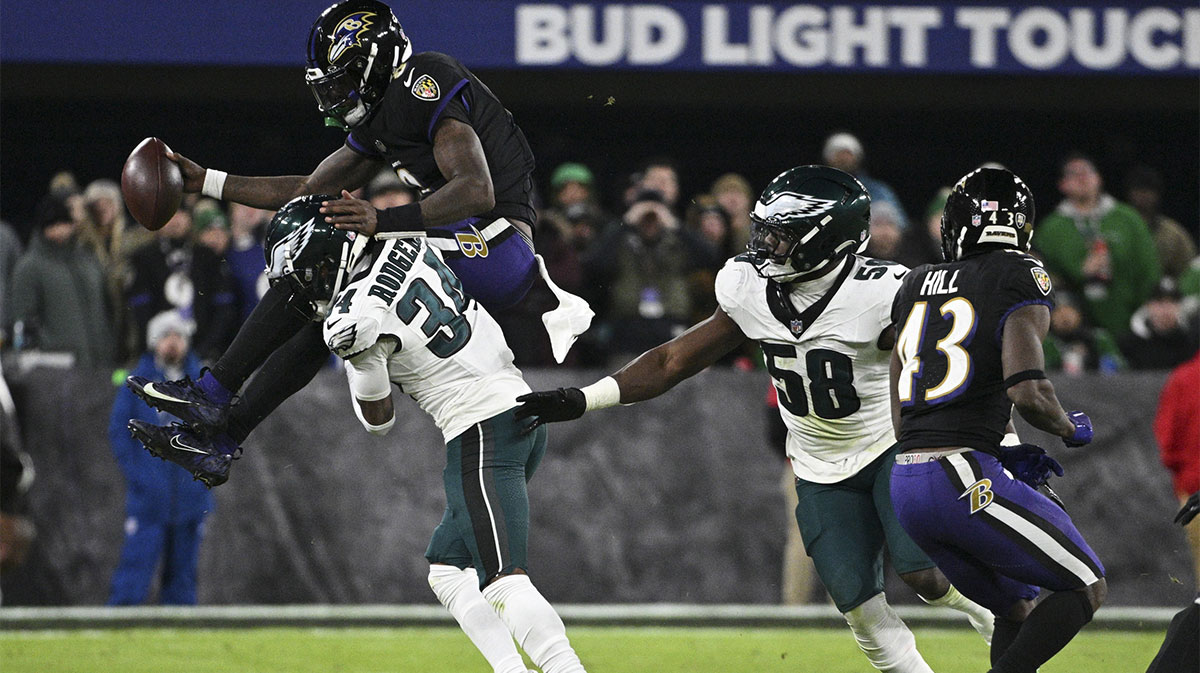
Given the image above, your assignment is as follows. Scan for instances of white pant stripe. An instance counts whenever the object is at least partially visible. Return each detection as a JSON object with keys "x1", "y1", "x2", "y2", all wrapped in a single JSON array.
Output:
[{"x1": 945, "y1": 454, "x2": 1098, "y2": 586}]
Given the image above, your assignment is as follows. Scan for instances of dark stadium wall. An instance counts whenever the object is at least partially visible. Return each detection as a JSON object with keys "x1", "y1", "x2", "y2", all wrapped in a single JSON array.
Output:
[
  {"x1": 1, "y1": 64, "x2": 1197, "y2": 245},
  {"x1": 2, "y1": 366, "x2": 1192, "y2": 607}
]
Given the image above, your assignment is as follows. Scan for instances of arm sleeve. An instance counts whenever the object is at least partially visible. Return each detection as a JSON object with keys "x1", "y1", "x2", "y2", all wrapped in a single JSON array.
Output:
[
  {"x1": 345, "y1": 338, "x2": 398, "y2": 435},
  {"x1": 1127, "y1": 211, "x2": 1162, "y2": 305},
  {"x1": 345, "y1": 337, "x2": 396, "y2": 402}
]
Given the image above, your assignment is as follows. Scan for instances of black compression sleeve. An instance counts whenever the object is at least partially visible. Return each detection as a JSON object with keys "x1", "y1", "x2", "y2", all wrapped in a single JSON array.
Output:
[{"x1": 375, "y1": 202, "x2": 424, "y2": 233}]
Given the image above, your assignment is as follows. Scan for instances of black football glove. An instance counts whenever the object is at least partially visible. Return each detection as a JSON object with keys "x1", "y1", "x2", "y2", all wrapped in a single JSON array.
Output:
[
  {"x1": 1175, "y1": 492, "x2": 1200, "y2": 526},
  {"x1": 514, "y1": 388, "x2": 587, "y2": 432},
  {"x1": 999, "y1": 443, "x2": 1064, "y2": 489}
]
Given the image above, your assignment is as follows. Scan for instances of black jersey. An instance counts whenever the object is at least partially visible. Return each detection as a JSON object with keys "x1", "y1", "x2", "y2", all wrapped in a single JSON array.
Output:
[
  {"x1": 346, "y1": 52, "x2": 536, "y2": 227},
  {"x1": 891, "y1": 249, "x2": 1055, "y2": 454}
]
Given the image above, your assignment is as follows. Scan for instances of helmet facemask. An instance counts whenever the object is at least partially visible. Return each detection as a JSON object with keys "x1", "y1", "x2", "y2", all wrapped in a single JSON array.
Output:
[
  {"x1": 747, "y1": 214, "x2": 868, "y2": 282},
  {"x1": 746, "y1": 165, "x2": 872, "y2": 283},
  {"x1": 265, "y1": 195, "x2": 370, "y2": 320}
]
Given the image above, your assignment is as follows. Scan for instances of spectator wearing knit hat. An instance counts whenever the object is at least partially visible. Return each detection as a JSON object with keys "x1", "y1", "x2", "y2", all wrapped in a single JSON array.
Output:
[
  {"x1": 107, "y1": 309, "x2": 212, "y2": 605},
  {"x1": 822, "y1": 131, "x2": 910, "y2": 230},
  {"x1": 80, "y1": 179, "x2": 154, "y2": 362}
]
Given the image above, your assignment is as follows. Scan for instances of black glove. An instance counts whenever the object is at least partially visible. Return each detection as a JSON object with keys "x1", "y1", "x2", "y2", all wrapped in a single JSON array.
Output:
[
  {"x1": 998, "y1": 443, "x2": 1064, "y2": 489},
  {"x1": 1175, "y1": 492, "x2": 1200, "y2": 526},
  {"x1": 514, "y1": 388, "x2": 587, "y2": 432}
]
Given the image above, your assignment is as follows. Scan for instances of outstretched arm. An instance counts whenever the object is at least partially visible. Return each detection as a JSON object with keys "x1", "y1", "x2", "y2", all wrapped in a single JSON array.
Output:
[
  {"x1": 515, "y1": 309, "x2": 748, "y2": 427},
  {"x1": 1002, "y1": 304, "x2": 1091, "y2": 445},
  {"x1": 325, "y1": 119, "x2": 496, "y2": 236},
  {"x1": 612, "y1": 308, "x2": 749, "y2": 403},
  {"x1": 168, "y1": 144, "x2": 383, "y2": 210}
]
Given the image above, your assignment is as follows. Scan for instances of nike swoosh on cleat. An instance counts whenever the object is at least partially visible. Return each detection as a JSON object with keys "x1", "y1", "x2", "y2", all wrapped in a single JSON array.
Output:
[
  {"x1": 143, "y1": 382, "x2": 194, "y2": 405},
  {"x1": 169, "y1": 434, "x2": 213, "y2": 455}
]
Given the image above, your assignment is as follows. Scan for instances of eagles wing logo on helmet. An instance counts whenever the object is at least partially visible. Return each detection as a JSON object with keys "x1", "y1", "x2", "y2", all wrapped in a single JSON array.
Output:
[
  {"x1": 267, "y1": 217, "x2": 317, "y2": 278},
  {"x1": 328, "y1": 11, "x2": 376, "y2": 64},
  {"x1": 754, "y1": 192, "x2": 840, "y2": 222}
]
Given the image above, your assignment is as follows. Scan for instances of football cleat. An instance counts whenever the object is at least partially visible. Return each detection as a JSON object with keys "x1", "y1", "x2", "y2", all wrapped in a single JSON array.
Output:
[
  {"x1": 127, "y1": 374, "x2": 230, "y2": 434},
  {"x1": 128, "y1": 420, "x2": 240, "y2": 488}
]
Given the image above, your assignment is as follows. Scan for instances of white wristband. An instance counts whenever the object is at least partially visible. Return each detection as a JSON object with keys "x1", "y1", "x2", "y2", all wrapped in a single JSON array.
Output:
[
  {"x1": 1001, "y1": 431, "x2": 1022, "y2": 447},
  {"x1": 581, "y1": 376, "x2": 621, "y2": 411},
  {"x1": 201, "y1": 169, "x2": 228, "y2": 199}
]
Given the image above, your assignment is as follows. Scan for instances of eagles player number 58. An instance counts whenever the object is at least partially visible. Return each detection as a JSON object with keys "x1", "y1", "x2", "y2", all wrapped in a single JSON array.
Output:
[{"x1": 762, "y1": 344, "x2": 862, "y2": 419}]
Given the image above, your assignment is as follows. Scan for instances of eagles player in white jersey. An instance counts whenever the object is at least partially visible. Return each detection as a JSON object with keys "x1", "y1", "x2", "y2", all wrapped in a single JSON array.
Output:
[
  {"x1": 137, "y1": 195, "x2": 586, "y2": 673},
  {"x1": 515, "y1": 166, "x2": 994, "y2": 673}
]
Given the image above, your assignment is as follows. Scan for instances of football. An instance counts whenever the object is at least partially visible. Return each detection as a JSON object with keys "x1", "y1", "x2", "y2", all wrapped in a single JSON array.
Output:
[{"x1": 121, "y1": 137, "x2": 182, "y2": 231}]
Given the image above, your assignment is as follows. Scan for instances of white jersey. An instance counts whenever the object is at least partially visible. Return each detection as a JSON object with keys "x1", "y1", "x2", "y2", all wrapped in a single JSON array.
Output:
[
  {"x1": 323, "y1": 237, "x2": 529, "y2": 442},
  {"x1": 715, "y1": 254, "x2": 907, "y2": 483}
]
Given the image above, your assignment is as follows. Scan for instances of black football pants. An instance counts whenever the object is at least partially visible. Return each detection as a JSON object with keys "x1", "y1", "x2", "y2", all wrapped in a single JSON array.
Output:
[{"x1": 210, "y1": 282, "x2": 330, "y2": 443}]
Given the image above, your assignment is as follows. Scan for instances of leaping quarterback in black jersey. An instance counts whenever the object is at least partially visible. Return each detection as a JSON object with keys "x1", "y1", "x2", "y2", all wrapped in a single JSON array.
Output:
[{"x1": 126, "y1": 0, "x2": 592, "y2": 489}]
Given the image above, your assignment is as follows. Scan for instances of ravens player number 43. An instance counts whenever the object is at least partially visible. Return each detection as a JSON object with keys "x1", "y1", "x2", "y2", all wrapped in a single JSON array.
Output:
[{"x1": 888, "y1": 167, "x2": 1106, "y2": 673}]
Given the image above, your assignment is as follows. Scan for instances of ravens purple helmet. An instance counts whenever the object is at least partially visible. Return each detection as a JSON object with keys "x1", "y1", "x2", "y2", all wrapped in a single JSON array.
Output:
[{"x1": 305, "y1": 0, "x2": 412, "y2": 130}]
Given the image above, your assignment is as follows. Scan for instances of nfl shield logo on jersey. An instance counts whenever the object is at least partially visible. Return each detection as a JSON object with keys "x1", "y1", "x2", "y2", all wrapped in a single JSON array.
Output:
[
  {"x1": 411, "y1": 74, "x2": 440, "y2": 101},
  {"x1": 789, "y1": 319, "x2": 804, "y2": 336}
]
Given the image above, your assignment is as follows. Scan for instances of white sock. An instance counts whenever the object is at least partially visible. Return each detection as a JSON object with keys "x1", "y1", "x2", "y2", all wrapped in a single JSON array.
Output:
[
  {"x1": 843, "y1": 594, "x2": 935, "y2": 673},
  {"x1": 921, "y1": 584, "x2": 995, "y2": 645},
  {"x1": 428, "y1": 564, "x2": 527, "y2": 673},
  {"x1": 482, "y1": 574, "x2": 586, "y2": 673}
]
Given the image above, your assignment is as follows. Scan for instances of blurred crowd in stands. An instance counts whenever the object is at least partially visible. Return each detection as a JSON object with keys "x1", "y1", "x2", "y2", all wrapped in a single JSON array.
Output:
[
  {"x1": 0, "y1": 131, "x2": 1197, "y2": 605},
  {"x1": 1, "y1": 131, "x2": 1197, "y2": 378}
]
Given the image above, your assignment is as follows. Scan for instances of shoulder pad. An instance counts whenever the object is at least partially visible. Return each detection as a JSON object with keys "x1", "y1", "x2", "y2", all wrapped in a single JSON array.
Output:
[
  {"x1": 324, "y1": 282, "x2": 386, "y2": 359},
  {"x1": 325, "y1": 313, "x2": 381, "y2": 359}
]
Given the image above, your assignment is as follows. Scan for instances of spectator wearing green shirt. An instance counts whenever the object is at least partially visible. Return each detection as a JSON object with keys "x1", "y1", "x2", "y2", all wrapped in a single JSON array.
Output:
[{"x1": 1032, "y1": 154, "x2": 1161, "y2": 340}]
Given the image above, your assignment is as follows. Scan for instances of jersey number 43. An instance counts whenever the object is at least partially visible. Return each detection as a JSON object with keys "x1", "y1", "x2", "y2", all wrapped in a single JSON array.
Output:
[{"x1": 896, "y1": 298, "x2": 978, "y2": 406}]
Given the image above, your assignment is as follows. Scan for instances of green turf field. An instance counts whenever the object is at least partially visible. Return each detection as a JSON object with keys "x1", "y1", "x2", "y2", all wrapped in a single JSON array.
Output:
[{"x1": 0, "y1": 625, "x2": 1161, "y2": 673}]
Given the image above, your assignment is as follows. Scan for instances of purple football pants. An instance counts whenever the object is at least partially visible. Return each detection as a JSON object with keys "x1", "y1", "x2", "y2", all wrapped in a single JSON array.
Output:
[
  {"x1": 427, "y1": 217, "x2": 538, "y2": 312},
  {"x1": 890, "y1": 450, "x2": 1104, "y2": 614}
]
